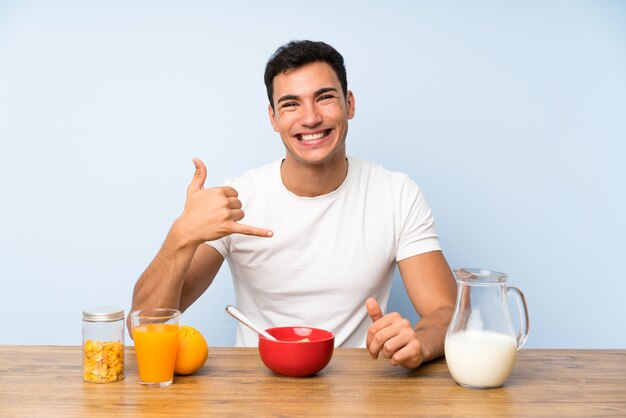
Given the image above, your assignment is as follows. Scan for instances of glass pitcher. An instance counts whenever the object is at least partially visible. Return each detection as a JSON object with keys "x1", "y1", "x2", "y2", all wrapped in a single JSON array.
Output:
[{"x1": 445, "y1": 268, "x2": 530, "y2": 389}]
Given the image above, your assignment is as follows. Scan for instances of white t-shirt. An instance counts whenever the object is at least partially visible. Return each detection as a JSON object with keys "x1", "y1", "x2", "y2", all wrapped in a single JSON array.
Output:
[{"x1": 207, "y1": 156, "x2": 441, "y2": 347}]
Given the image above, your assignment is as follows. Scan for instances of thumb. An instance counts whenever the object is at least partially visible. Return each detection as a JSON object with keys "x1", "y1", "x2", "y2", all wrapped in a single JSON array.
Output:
[
  {"x1": 366, "y1": 298, "x2": 383, "y2": 322},
  {"x1": 189, "y1": 158, "x2": 207, "y2": 191}
]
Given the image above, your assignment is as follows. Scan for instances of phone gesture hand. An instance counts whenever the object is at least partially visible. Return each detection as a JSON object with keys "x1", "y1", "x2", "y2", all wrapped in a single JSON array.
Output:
[{"x1": 178, "y1": 158, "x2": 273, "y2": 244}]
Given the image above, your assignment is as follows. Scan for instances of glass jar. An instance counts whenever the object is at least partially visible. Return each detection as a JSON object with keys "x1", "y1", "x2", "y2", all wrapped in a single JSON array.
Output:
[{"x1": 82, "y1": 306, "x2": 125, "y2": 383}]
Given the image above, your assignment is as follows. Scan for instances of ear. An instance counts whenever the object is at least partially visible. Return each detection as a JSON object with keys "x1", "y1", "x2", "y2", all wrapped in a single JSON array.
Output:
[
  {"x1": 346, "y1": 90, "x2": 355, "y2": 120},
  {"x1": 268, "y1": 104, "x2": 279, "y2": 132}
]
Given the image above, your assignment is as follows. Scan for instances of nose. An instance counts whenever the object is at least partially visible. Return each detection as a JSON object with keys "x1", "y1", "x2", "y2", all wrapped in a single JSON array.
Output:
[{"x1": 300, "y1": 102, "x2": 322, "y2": 128}]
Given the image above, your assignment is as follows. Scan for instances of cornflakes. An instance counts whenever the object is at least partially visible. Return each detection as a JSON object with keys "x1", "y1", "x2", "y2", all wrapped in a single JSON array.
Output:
[{"x1": 83, "y1": 339, "x2": 124, "y2": 383}]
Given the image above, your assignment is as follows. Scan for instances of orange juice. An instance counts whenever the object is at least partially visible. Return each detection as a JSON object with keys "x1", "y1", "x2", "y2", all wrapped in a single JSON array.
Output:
[{"x1": 133, "y1": 323, "x2": 179, "y2": 383}]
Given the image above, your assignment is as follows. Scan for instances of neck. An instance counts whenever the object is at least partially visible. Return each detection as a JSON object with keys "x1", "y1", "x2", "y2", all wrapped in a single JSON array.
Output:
[{"x1": 280, "y1": 154, "x2": 349, "y2": 197}]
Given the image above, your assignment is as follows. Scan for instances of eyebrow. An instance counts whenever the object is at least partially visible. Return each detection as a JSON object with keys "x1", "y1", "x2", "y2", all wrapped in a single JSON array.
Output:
[{"x1": 276, "y1": 87, "x2": 339, "y2": 105}]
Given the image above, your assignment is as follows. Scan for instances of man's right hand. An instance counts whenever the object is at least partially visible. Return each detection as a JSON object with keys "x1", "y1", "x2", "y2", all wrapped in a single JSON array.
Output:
[{"x1": 172, "y1": 158, "x2": 273, "y2": 247}]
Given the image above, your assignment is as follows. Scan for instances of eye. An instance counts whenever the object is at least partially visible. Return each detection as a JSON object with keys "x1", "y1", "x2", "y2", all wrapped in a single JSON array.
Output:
[
  {"x1": 318, "y1": 94, "x2": 335, "y2": 101},
  {"x1": 280, "y1": 102, "x2": 298, "y2": 109}
]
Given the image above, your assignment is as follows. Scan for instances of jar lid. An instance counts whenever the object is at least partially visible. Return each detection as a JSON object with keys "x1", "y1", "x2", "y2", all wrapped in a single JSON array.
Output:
[{"x1": 82, "y1": 306, "x2": 125, "y2": 322}]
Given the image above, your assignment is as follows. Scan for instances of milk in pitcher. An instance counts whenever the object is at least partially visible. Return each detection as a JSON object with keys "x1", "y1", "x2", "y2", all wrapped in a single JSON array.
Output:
[{"x1": 445, "y1": 330, "x2": 517, "y2": 388}]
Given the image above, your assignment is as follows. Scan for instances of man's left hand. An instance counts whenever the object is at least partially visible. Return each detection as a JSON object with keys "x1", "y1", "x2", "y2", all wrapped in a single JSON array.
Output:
[{"x1": 365, "y1": 298, "x2": 425, "y2": 369}]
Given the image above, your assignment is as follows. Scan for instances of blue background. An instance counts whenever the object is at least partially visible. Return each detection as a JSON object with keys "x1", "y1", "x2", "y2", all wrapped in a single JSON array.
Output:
[{"x1": 1, "y1": 0, "x2": 624, "y2": 347}]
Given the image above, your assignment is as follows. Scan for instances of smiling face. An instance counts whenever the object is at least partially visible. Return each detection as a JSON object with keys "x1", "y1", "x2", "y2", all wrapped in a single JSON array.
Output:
[{"x1": 268, "y1": 61, "x2": 355, "y2": 167}]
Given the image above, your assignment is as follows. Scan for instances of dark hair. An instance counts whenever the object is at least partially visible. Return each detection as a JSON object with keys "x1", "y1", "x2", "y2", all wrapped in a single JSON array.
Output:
[{"x1": 264, "y1": 40, "x2": 348, "y2": 110}]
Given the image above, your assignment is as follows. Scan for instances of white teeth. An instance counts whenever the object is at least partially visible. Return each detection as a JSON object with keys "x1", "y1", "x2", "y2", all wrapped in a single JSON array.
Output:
[{"x1": 300, "y1": 132, "x2": 326, "y2": 141}]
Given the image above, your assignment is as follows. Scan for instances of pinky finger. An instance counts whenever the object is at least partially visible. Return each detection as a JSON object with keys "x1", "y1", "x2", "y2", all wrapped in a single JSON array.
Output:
[
  {"x1": 231, "y1": 223, "x2": 274, "y2": 238},
  {"x1": 391, "y1": 342, "x2": 423, "y2": 368}
]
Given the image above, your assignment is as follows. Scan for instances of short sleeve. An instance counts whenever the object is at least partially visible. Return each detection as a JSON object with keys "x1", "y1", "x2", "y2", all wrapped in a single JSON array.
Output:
[
  {"x1": 205, "y1": 236, "x2": 230, "y2": 259},
  {"x1": 396, "y1": 177, "x2": 441, "y2": 261}
]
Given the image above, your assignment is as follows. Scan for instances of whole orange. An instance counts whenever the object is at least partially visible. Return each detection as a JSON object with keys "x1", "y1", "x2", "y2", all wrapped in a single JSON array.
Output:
[{"x1": 174, "y1": 325, "x2": 209, "y2": 375}]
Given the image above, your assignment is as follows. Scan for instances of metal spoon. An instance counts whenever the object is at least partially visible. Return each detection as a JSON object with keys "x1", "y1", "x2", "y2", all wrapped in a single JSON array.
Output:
[{"x1": 225, "y1": 305, "x2": 278, "y2": 341}]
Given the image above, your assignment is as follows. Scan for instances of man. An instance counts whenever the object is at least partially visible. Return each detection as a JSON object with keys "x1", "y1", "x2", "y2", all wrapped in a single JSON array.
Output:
[{"x1": 130, "y1": 40, "x2": 456, "y2": 369}]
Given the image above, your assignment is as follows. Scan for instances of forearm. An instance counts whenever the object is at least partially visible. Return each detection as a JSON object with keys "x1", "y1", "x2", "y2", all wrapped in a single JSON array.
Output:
[
  {"x1": 130, "y1": 222, "x2": 198, "y2": 312},
  {"x1": 414, "y1": 305, "x2": 454, "y2": 363}
]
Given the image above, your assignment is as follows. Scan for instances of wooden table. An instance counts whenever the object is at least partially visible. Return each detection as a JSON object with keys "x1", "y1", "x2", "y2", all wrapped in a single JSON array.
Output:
[{"x1": 1, "y1": 346, "x2": 625, "y2": 417}]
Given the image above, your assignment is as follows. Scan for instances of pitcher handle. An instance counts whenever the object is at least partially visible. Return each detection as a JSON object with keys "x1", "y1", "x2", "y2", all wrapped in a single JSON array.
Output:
[{"x1": 507, "y1": 286, "x2": 530, "y2": 350}]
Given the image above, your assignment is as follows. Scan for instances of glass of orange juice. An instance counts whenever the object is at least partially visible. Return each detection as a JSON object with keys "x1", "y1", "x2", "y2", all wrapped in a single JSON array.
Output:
[{"x1": 130, "y1": 308, "x2": 180, "y2": 387}]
